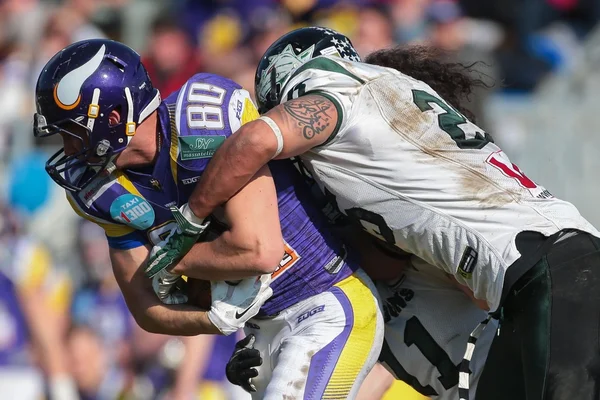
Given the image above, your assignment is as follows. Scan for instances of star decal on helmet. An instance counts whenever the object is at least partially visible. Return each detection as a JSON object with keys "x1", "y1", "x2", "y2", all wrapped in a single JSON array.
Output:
[
  {"x1": 337, "y1": 37, "x2": 361, "y2": 61},
  {"x1": 313, "y1": 27, "x2": 336, "y2": 35}
]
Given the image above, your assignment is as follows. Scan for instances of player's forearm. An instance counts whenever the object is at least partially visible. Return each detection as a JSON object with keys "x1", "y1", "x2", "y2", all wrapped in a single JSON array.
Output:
[
  {"x1": 138, "y1": 302, "x2": 221, "y2": 336},
  {"x1": 121, "y1": 269, "x2": 221, "y2": 335},
  {"x1": 110, "y1": 245, "x2": 221, "y2": 335},
  {"x1": 172, "y1": 231, "x2": 278, "y2": 280},
  {"x1": 189, "y1": 123, "x2": 276, "y2": 219}
]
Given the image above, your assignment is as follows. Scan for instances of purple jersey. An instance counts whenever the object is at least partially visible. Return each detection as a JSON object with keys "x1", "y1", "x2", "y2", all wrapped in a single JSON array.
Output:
[{"x1": 66, "y1": 73, "x2": 356, "y2": 315}]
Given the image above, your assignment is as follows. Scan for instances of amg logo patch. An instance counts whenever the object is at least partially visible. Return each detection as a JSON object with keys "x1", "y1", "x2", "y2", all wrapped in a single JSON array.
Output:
[{"x1": 458, "y1": 246, "x2": 478, "y2": 279}]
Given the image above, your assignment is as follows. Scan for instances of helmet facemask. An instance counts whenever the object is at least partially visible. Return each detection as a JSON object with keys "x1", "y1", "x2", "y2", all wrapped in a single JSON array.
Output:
[{"x1": 34, "y1": 113, "x2": 114, "y2": 192}]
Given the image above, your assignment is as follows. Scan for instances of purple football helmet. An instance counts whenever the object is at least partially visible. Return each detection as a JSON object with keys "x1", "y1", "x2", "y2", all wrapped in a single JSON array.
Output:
[{"x1": 34, "y1": 39, "x2": 161, "y2": 192}]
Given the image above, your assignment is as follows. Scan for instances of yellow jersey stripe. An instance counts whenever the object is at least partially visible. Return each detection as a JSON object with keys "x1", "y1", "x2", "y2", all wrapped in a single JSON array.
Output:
[
  {"x1": 66, "y1": 192, "x2": 133, "y2": 237},
  {"x1": 115, "y1": 170, "x2": 143, "y2": 197}
]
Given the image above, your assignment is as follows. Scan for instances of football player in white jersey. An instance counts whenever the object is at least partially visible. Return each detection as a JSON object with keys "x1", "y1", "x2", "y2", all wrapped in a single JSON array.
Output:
[
  {"x1": 226, "y1": 245, "x2": 498, "y2": 400},
  {"x1": 225, "y1": 193, "x2": 496, "y2": 400},
  {"x1": 149, "y1": 26, "x2": 600, "y2": 399}
]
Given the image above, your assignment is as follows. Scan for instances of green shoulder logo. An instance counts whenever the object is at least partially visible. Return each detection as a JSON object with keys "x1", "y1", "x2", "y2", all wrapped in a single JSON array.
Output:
[{"x1": 179, "y1": 135, "x2": 226, "y2": 160}]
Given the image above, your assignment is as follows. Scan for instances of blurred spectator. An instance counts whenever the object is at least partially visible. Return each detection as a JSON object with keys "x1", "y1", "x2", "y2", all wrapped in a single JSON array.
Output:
[
  {"x1": 51, "y1": 0, "x2": 107, "y2": 43},
  {"x1": 0, "y1": 0, "x2": 48, "y2": 50},
  {"x1": 0, "y1": 203, "x2": 78, "y2": 400},
  {"x1": 143, "y1": 16, "x2": 203, "y2": 98},
  {"x1": 0, "y1": 38, "x2": 29, "y2": 164},
  {"x1": 390, "y1": 0, "x2": 430, "y2": 44},
  {"x1": 169, "y1": 335, "x2": 248, "y2": 400},
  {"x1": 70, "y1": 220, "x2": 133, "y2": 370},
  {"x1": 427, "y1": 0, "x2": 466, "y2": 52},
  {"x1": 67, "y1": 325, "x2": 129, "y2": 400},
  {"x1": 197, "y1": 11, "x2": 254, "y2": 80},
  {"x1": 425, "y1": 0, "x2": 499, "y2": 126},
  {"x1": 353, "y1": 5, "x2": 395, "y2": 57}
]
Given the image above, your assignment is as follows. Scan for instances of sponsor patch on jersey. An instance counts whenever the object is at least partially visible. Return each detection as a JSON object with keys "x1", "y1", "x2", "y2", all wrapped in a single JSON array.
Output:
[
  {"x1": 78, "y1": 169, "x2": 115, "y2": 207},
  {"x1": 179, "y1": 135, "x2": 226, "y2": 160},
  {"x1": 457, "y1": 246, "x2": 478, "y2": 279},
  {"x1": 271, "y1": 241, "x2": 300, "y2": 282},
  {"x1": 109, "y1": 194, "x2": 155, "y2": 230}
]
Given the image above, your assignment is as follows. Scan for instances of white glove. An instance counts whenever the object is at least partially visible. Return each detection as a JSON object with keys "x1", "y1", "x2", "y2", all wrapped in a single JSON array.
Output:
[
  {"x1": 208, "y1": 274, "x2": 273, "y2": 335},
  {"x1": 152, "y1": 269, "x2": 188, "y2": 305}
]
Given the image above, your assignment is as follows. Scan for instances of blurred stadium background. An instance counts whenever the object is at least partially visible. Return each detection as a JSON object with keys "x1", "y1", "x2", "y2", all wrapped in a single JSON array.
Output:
[{"x1": 0, "y1": 0, "x2": 599, "y2": 399}]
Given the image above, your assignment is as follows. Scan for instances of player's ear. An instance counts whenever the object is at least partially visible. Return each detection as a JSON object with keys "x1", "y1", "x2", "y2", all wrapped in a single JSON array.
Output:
[{"x1": 108, "y1": 109, "x2": 121, "y2": 126}]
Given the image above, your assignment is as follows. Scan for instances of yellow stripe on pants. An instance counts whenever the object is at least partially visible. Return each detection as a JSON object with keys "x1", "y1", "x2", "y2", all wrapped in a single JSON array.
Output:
[{"x1": 322, "y1": 272, "x2": 381, "y2": 399}]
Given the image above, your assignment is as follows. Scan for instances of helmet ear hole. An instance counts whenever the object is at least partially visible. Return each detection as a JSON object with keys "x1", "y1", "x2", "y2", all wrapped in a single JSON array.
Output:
[{"x1": 108, "y1": 106, "x2": 121, "y2": 126}]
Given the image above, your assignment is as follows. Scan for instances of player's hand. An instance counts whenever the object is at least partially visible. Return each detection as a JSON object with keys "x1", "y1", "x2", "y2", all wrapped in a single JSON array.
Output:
[
  {"x1": 226, "y1": 334, "x2": 262, "y2": 393},
  {"x1": 207, "y1": 274, "x2": 273, "y2": 335},
  {"x1": 152, "y1": 269, "x2": 188, "y2": 305},
  {"x1": 144, "y1": 203, "x2": 210, "y2": 278}
]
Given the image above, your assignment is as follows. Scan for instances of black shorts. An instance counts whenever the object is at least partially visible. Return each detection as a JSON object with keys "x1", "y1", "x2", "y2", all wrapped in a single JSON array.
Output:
[{"x1": 476, "y1": 231, "x2": 600, "y2": 400}]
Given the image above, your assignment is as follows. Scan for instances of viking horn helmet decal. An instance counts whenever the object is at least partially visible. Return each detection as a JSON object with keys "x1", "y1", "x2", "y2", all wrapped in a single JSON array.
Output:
[{"x1": 53, "y1": 44, "x2": 106, "y2": 110}]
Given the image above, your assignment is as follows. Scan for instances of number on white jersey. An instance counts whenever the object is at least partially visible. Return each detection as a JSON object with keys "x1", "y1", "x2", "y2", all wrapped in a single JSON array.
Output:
[{"x1": 380, "y1": 317, "x2": 460, "y2": 397}]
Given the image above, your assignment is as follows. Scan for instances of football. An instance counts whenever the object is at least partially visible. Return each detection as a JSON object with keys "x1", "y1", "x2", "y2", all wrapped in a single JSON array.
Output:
[{"x1": 184, "y1": 278, "x2": 212, "y2": 310}]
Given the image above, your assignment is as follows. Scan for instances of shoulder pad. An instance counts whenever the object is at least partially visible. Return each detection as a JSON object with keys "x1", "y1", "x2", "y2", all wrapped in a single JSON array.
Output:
[{"x1": 67, "y1": 166, "x2": 154, "y2": 237}]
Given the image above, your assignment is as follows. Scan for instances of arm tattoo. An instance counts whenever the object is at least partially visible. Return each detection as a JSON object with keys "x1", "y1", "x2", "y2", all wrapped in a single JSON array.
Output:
[{"x1": 283, "y1": 97, "x2": 334, "y2": 140}]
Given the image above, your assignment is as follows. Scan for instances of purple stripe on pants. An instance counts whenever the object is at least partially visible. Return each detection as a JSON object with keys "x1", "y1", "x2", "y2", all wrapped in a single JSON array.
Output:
[{"x1": 303, "y1": 286, "x2": 354, "y2": 400}]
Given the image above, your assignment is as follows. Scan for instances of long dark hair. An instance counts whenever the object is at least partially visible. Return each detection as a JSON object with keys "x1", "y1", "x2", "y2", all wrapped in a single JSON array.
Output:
[{"x1": 365, "y1": 45, "x2": 491, "y2": 122}]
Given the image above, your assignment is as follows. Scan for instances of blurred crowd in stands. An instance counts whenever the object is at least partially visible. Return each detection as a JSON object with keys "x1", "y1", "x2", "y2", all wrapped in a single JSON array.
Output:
[{"x1": 0, "y1": 0, "x2": 598, "y2": 399}]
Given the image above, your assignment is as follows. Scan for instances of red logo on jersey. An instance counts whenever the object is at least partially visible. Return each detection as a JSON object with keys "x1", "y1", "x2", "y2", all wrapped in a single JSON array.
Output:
[{"x1": 486, "y1": 151, "x2": 537, "y2": 189}]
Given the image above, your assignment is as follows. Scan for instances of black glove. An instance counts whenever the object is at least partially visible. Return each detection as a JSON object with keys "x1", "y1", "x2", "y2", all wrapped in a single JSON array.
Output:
[{"x1": 225, "y1": 334, "x2": 262, "y2": 393}]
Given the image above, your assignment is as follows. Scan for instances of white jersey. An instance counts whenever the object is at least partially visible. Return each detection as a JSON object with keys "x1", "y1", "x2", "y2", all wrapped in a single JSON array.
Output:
[
  {"x1": 377, "y1": 257, "x2": 496, "y2": 399},
  {"x1": 280, "y1": 56, "x2": 600, "y2": 311}
]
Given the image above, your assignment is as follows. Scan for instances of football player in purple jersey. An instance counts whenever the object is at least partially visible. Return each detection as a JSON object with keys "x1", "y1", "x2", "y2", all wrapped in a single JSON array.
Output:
[{"x1": 33, "y1": 39, "x2": 383, "y2": 399}]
